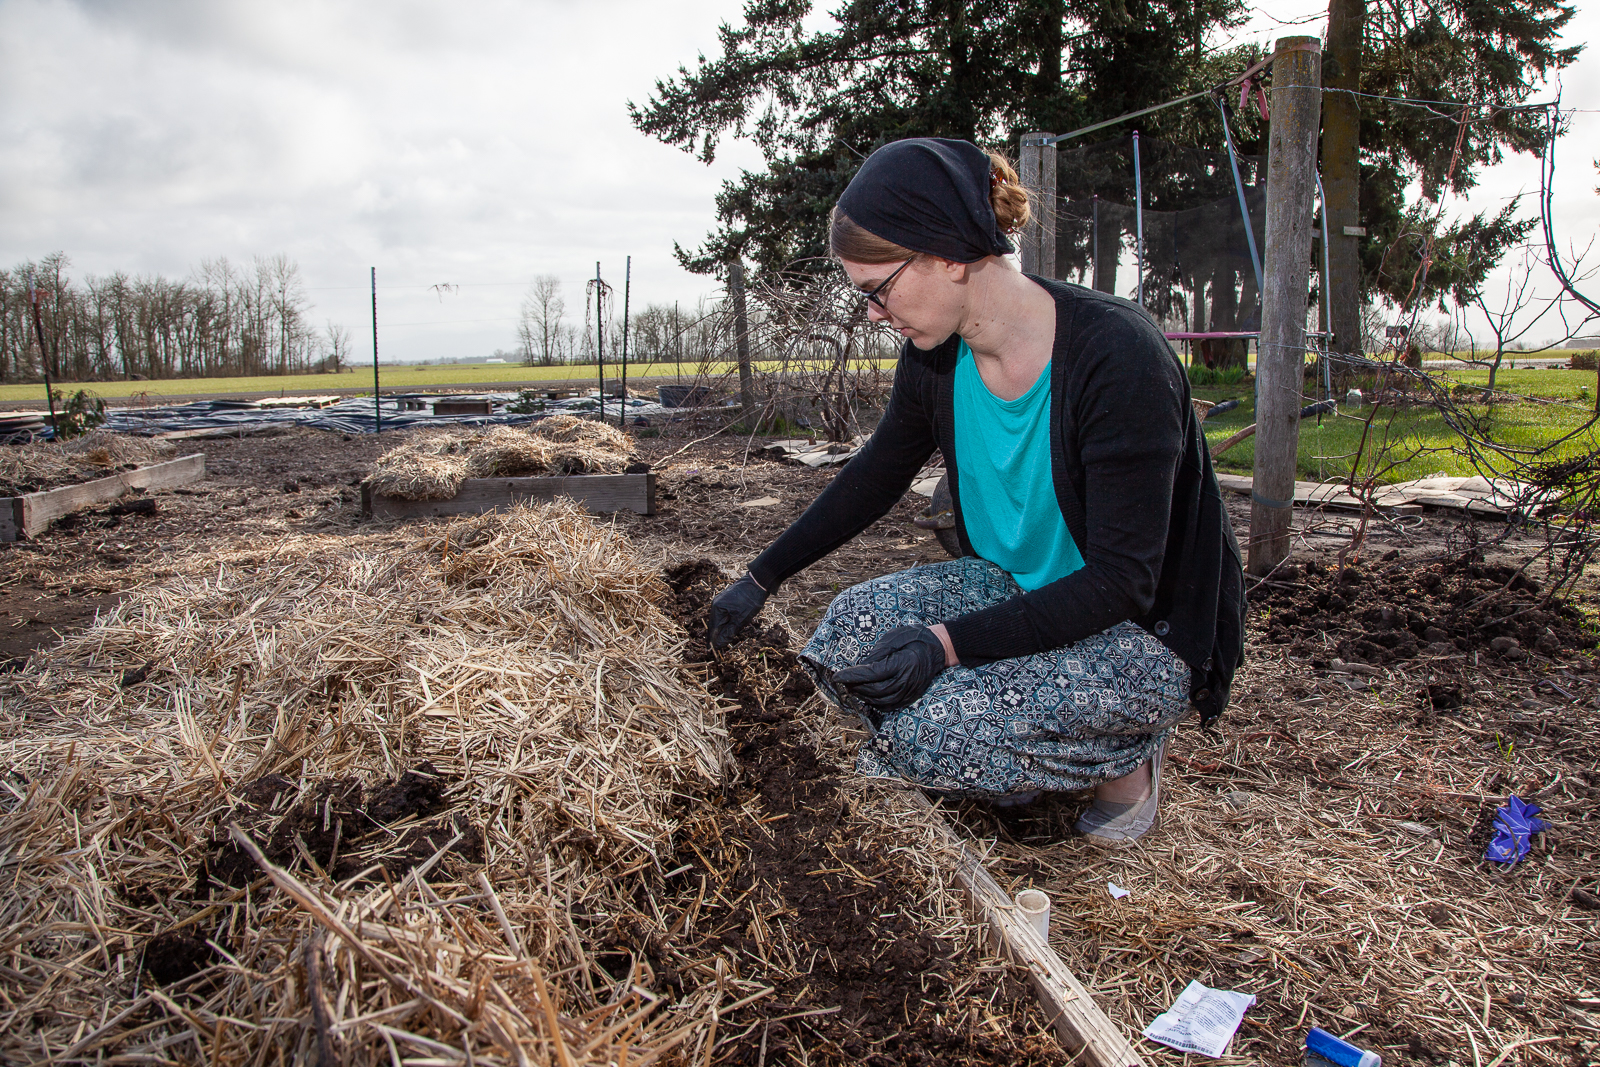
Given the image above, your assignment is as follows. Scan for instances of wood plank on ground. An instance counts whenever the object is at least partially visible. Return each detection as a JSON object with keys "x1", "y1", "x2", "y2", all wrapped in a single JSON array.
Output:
[
  {"x1": 3, "y1": 453, "x2": 207, "y2": 541},
  {"x1": 900, "y1": 789, "x2": 1149, "y2": 1067},
  {"x1": 1214, "y1": 472, "x2": 1424, "y2": 515},
  {"x1": 362, "y1": 472, "x2": 656, "y2": 520},
  {"x1": 153, "y1": 424, "x2": 288, "y2": 441}
]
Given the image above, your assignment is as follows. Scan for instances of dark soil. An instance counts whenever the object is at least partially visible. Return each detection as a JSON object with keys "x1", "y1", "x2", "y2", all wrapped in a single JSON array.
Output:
[
  {"x1": 636, "y1": 560, "x2": 1059, "y2": 1067},
  {"x1": 632, "y1": 443, "x2": 949, "y2": 628},
  {"x1": 201, "y1": 760, "x2": 474, "y2": 891},
  {"x1": 366, "y1": 762, "x2": 448, "y2": 824},
  {"x1": 0, "y1": 581, "x2": 120, "y2": 662},
  {"x1": 142, "y1": 929, "x2": 218, "y2": 985},
  {"x1": 1250, "y1": 552, "x2": 1598, "y2": 667}
]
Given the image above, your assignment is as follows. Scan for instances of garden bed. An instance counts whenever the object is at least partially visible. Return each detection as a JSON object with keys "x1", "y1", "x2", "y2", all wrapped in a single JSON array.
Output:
[
  {"x1": 0, "y1": 431, "x2": 177, "y2": 496},
  {"x1": 1, "y1": 452, "x2": 205, "y2": 541},
  {"x1": 6, "y1": 426, "x2": 1600, "y2": 1065}
]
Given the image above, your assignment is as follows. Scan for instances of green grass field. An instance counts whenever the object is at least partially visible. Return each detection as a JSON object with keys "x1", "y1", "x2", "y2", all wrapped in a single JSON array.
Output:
[
  {"x1": 0, "y1": 361, "x2": 873, "y2": 403},
  {"x1": 1195, "y1": 371, "x2": 1600, "y2": 483},
  {"x1": 0, "y1": 363, "x2": 705, "y2": 403}
]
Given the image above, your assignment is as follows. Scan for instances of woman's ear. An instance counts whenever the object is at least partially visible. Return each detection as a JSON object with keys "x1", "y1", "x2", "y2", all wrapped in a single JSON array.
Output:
[{"x1": 934, "y1": 257, "x2": 970, "y2": 282}]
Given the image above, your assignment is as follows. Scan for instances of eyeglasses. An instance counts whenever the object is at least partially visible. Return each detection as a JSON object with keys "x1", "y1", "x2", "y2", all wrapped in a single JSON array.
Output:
[{"x1": 861, "y1": 259, "x2": 914, "y2": 310}]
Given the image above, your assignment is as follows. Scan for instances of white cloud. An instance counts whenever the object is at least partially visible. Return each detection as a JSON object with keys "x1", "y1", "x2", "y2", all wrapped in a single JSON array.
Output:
[{"x1": 0, "y1": 0, "x2": 766, "y2": 362}]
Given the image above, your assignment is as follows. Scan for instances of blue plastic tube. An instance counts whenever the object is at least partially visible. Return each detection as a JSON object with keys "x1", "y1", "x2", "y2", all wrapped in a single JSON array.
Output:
[{"x1": 1306, "y1": 1027, "x2": 1381, "y2": 1067}]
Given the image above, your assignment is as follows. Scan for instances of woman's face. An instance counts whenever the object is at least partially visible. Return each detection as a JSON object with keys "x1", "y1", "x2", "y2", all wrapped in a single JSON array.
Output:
[{"x1": 839, "y1": 256, "x2": 964, "y2": 350}]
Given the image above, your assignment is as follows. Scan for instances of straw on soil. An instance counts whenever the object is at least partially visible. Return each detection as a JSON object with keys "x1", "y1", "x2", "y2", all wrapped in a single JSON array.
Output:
[
  {"x1": 933, "y1": 648, "x2": 1600, "y2": 1066},
  {"x1": 0, "y1": 431, "x2": 176, "y2": 496},
  {"x1": 0, "y1": 501, "x2": 731, "y2": 1066},
  {"x1": 367, "y1": 416, "x2": 636, "y2": 501}
]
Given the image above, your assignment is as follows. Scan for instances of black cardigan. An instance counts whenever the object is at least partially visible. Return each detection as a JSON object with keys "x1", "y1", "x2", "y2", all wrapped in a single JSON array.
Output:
[{"x1": 749, "y1": 276, "x2": 1246, "y2": 725}]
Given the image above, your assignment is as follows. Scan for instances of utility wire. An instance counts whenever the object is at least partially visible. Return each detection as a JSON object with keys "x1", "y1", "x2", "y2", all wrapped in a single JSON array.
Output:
[{"x1": 1034, "y1": 58, "x2": 1559, "y2": 147}]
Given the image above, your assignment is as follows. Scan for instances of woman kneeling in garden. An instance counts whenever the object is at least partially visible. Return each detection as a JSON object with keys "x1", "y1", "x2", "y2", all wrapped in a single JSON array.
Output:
[{"x1": 709, "y1": 138, "x2": 1245, "y2": 846}]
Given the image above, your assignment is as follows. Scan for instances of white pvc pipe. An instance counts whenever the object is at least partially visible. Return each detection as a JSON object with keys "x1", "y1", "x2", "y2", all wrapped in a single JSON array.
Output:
[{"x1": 1015, "y1": 889, "x2": 1051, "y2": 942}]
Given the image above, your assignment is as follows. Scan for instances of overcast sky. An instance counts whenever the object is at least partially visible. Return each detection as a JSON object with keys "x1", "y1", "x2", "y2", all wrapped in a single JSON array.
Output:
[{"x1": 2, "y1": 0, "x2": 1595, "y2": 364}]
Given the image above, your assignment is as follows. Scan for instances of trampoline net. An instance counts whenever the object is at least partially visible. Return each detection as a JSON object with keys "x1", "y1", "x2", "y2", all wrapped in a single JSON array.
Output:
[{"x1": 1052, "y1": 135, "x2": 1266, "y2": 341}]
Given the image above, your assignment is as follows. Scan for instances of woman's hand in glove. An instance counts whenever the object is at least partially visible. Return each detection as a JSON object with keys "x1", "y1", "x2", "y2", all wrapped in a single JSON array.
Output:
[
  {"x1": 709, "y1": 573, "x2": 767, "y2": 649},
  {"x1": 832, "y1": 625, "x2": 951, "y2": 710}
]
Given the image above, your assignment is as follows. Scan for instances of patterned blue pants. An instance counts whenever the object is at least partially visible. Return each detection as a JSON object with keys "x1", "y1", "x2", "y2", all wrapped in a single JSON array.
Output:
[{"x1": 800, "y1": 557, "x2": 1193, "y2": 797}]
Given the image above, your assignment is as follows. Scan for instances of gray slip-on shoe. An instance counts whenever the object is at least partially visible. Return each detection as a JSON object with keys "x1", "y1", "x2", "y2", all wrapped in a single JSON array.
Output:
[{"x1": 1075, "y1": 735, "x2": 1167, "y2": 846}]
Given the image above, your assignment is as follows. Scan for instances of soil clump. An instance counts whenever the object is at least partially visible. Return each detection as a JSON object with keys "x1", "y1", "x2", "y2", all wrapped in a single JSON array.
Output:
[{"x1": 142, "y1": 929, "x2": 219, "y2": 985}]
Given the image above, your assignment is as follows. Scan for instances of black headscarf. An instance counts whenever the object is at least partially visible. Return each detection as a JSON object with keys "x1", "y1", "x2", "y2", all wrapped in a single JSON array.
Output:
[{"x1": 837, "y1": 138, "x2": 1015, "y2": 263}]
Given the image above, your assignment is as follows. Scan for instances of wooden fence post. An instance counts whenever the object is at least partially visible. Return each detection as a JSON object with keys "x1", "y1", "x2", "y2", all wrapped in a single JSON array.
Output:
[
  {"x1": 1248, "y1": 36, "x2": 1323, "y2": 576},
  {"x1": 1018, "y1": 133, "x2": 1056, "y2": 278}
]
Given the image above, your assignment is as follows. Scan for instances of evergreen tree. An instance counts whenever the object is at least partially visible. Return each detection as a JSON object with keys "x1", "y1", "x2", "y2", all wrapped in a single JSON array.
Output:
[
  {"x1": 635, "y1": 0, "x2": 1579, "y2": 327},
  {"x1": 630, "y1": 0, "x2": 1247, "y2": 278}
]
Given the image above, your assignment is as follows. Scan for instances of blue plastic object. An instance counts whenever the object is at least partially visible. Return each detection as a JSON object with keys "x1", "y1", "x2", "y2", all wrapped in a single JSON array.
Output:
[
  {"x1": 1306, "y1": 1027, "x2": 1381, "y2": 1067},
  {"x1": 1484, "y1": 795, "x2": 1550, "y2": 865}
]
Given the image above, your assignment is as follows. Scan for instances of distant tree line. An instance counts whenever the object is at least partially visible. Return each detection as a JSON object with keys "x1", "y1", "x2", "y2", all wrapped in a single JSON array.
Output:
[
  {"x1": 0, "y1": 252, "x2": 350, "y2": 384},
  {"x1": 516, "y1": 274, "x2": 736, "y2": 368}
]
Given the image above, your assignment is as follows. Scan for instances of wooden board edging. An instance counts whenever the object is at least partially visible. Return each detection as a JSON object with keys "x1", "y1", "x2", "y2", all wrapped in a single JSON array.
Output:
[
  {"x1": 902, "y1": 789, "x2": 1150, "y2": 1067},
  {"x1": 3, "y1": 453, "x2": 207, "y2": 542},
  {"x1": 362, "y1": 472, "x2": 656, "y2": 520}
]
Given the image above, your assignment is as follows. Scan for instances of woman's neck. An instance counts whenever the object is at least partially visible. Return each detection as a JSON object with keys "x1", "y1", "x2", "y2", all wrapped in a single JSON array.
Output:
[{"x1": 957, "y1": 262, "x2": 1056, "y2": 401}]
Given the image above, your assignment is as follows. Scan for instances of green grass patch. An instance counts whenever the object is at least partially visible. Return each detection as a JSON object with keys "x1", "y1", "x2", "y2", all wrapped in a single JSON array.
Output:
[
  {"x1": 1435, "y1": 366, "x2": 1596, "y2": 402},
  {"x1": 1186, "y1": 364, "x2": 1251, "y2": 387},
  {"x1": 0, "y1": 359, "x2": 897, "y2": 404},
  {"x1": 1200, "y1": 386, "x2": 1600, "y2": 483}
]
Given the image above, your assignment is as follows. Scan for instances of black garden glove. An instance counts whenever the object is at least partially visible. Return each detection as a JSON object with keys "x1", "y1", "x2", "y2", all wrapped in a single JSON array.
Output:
[
  {"x1": 709, "y1": 573, "x2": 768, "y2": 650},
  {"x1": 832, "y1": 625, "x2": 948, "y2": 710}
]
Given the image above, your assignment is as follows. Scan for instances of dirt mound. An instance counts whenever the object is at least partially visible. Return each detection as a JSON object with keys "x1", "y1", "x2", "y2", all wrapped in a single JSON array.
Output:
[
  {"x1": 1251, "y1": 552, "x2": 1597, "y2": 666},
  {"x1": 656, "y1": 560, "x2": 1060, "y2": 1067}
]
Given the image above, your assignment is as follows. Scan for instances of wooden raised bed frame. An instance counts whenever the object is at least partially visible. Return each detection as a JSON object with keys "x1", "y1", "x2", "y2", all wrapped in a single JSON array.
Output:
[
  {"x1": 362, "y1": 472, "x2": 656, "y2": 520},
  {"x1": 2, "y1": 453, "x2": 207, "y2": 542}
]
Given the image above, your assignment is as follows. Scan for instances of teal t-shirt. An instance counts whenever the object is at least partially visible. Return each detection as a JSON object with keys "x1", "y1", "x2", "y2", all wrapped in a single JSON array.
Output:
[{"x1": 952, "y1": 340, "x2": 1085, "y2": 591}]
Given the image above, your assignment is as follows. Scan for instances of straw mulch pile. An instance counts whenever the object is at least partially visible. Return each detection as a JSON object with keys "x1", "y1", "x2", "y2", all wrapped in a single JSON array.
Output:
[
  {"x1": 367, "y1": 417, "x2": 636, "y2": 501},
  {"x1": 0, "y1": 502, "x2": 734, "y2": 1066},
  {"x1": 0, "y1": 431, "x2": 176, "y2": 496}
]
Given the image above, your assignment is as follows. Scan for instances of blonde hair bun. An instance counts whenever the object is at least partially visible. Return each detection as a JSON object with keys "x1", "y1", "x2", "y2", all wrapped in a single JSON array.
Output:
[{"x1": 987, "y1": 151, "x2": 1031, "y2": 235}]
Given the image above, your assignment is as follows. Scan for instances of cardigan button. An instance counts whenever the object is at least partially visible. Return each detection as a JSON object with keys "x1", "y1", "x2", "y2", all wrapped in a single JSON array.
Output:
[
  {"x1": 1154, "y1": 620, "x2": 1170, "y2": 636},
  {"x1": 1192, "y1": 688, "x2": 1212, "y2": 704}
]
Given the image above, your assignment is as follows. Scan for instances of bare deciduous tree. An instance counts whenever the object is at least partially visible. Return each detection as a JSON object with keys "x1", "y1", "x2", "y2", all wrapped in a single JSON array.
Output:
[
  {"x1": 518, "y1": 275, "x2": 566, "y2": 366},
  {"x1": 324, "y1": 321, "x2": 352, "y2": 373},
  {"x1": 1459, "y1": 245, "x2": 1599, "y2": 399}
]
